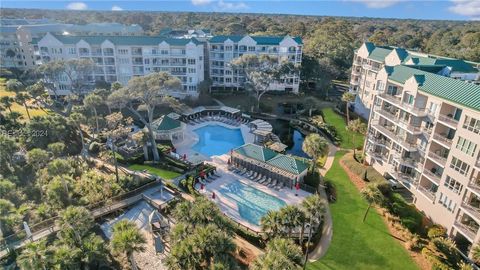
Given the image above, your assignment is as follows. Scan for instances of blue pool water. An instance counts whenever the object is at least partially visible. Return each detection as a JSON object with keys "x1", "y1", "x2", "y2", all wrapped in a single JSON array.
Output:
[
  {"x1": 192, "y1": 125, "x2": 245, "y2": 157},
  {"x1": 219, "y1": 180, "x2": 286, "y2": 226}
]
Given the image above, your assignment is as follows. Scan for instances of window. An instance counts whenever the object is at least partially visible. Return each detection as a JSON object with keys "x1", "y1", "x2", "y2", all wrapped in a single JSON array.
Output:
[
  {"x1": 438, "y1": 193, "x2": 456, "y2": 212},
  {"x1": 376, "y1": 80, "x2": 385, "y2": 91},
  {"x1": 248, "y1": 46, "x2": 255, "y2": 52},
  {"x1": 68, "y1": 48, "x2": 76, "y2": 54},
  {"x1": 463, "y1": 116, "x2": 480, "y2": 134},
  {"x1": 117, "y1": 49, "x2": 128, "y2": 55},
  {"x1": 450, "y1": 156, "x2": 470, "y2": 176},
  {"x1": 456, "y1": 136, "x2": 477, "y2": 156},
  {"x1": 161, "y1": 50, "x2": 168, "y2": 55},
  {"x1": 188, "y1": 68, "x2": 196, "y2": 73},
  {"x1": 188, "y1": 59, "x2": 196, "y2": 65},
  {"x1": 444, "y1": 176, "x2": 463, "y2": 194},
  {"x1": 118, "y1": 58, "x2": 129, "y2": 64}
]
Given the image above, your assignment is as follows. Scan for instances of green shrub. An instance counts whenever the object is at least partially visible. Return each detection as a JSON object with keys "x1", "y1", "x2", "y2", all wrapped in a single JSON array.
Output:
[{"x1": 428, "y1": 225, "x2": 447, "y2": 239}]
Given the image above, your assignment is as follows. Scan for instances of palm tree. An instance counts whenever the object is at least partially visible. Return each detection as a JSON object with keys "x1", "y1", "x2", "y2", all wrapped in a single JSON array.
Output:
[
  {"x1": 260, "y1": 210, "x2": 284, "y2": 239},
  {"x1": 6, "y1": 111, "x2": 22, "y2": 125},
  {"x1": 15, "y1": 92, "x2": 31, "y2": 119},
  {"x1": 341, "y1": 92, "x2": 355, "y2": 123},
  {"x1": 347, "y1": 118, "x2": 367, "y2": 156},
  {"x1": 361, "y1": 183, "x2": 384, "y2": 222},
  {"x1": 471, "y1": 243, "x2": 480, "y2": 263},
  {"x1": 302, "y1": 133, "x2": 329, "y2": 172},
  {"x1": 110, "y1": 219, "x2": 146, "y2": 270},
  {"x1": 301, "y1": 194, "x2": 327, "y2": 242},
  {"x1": 0, "y1": 96, "x2": 14, "y2": 113},
  {"x1": 56, "y1": 206, "x2": 94, "y2": 246},
  {"x1": 251, "y1": 237, "x2": 303, "y2": 270},
  {"x1": 51, "y1": 244, "x2": 82, "y2": 270},
  {"x1": 304, "y1": 96, "x2": 317, "y2": 117},
  {"x1": 280, "y1": 205, "x2": 305, "y2": 239},
  {"x1": 83, "y1": 93, "x2": 103, "y2": 139},
  {"x1": 80, "y1": 234, "x2": 107, "y2": 269},
  {"x1": 16, "y1": 240, "x2": 51, "y2": 270}
]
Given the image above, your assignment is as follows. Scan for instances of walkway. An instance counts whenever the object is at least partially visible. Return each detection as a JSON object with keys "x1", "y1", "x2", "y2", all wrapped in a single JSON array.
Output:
[{"x1": 308, "y1": 142, "x2": 337, "y2": 261}]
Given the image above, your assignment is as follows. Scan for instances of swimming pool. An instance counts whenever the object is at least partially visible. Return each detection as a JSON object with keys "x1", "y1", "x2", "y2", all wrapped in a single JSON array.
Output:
[
  {"x1": 218, "y1": 180, "x2": 286, "y2": 226},
  {"x1": 192, "y1": 124, "x2": 245, "y2": 157}
]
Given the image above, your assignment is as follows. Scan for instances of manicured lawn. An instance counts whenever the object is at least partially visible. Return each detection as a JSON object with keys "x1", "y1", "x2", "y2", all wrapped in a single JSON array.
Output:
[
  {"x1": 128, "y1": 164, "x2": 181, "y2": 180},
  {"x1": 321, "y1": 107, "x2": 365, "y2": 149},
  {"x1": 0, "y1": 78, "x2": 49, "y2": 120},
  {"x1": 307, "y1": 152, "x2": 418, "y2": 270}
]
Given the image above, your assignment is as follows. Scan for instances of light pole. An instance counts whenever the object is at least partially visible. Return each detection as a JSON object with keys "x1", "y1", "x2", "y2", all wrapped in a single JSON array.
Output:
[{"x1": 303, "y1": 216, "x2": 313, "y2": 270}]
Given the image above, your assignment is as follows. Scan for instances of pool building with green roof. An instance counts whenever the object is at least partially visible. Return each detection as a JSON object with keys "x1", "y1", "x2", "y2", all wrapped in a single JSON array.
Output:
[
  {"x1": 353, "y1": 42, "x2": 480, "y2": 258},
  {"x1": 231, "y1": 143, "x2": 309, "y2": 189}
]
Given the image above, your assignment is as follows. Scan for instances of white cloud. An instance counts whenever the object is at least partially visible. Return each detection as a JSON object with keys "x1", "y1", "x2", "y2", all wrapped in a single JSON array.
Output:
[
  {"x1": 217, "y1": 0, "x2": 248, "y2": 11},
  {"x1": 349, "y1": 0, "x2": 401, "y2": 9},
  {"x1": 449, "y1": 0, "x2": 480, "y2": 20},
  {"x1": 191, "y1": 0, "x2": 214, "y2": 6},
  {"x1": 66, "y1": 2, "x2": 88, "y2": 10},
  {"x1": 111, "y1": 5, "x2": 123, "y2": 11}
]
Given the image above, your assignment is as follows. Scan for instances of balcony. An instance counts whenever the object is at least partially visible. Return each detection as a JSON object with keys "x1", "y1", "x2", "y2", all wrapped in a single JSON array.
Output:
[
  {"x1": 367, "y1": 149, "x2": 388, "y2": 162},
  {"x1": 392, "y1": 153, "x2": 423, "y2": 171},
  {"x1": 427, "y1": 151, "x2": 447, "y2": 167},
  {"x1": 461, "y1": 202, "x2": 480, "y2": 222},
  {"x1": 423, "y1": 169, "x2": 442, "y2": 185},
  {"x1": 438, "y1": 114, "x2": 459, "y2": 129},
  {"x1": 432, "y1": 133, "x2": 453, "y2": 148},
  {"x1": 79, "y1": 51, "x2": 90, "y2": 56},
  {"x1": 454, "y1": 221, "x2": 477, "y2": 241},
  {"x1": 367, "y1": 134, "x2": 390, "y2": 147},
  {"x1": 350, "y1": 79, "x2": 359, "y2": 86},
  {"x1": 468, "y1": 179, "x2": 480, "y2": 195},
  {"x1": 417, "y1": 185, "x2": 436, "y2": 201},
  {"x1": 371, "y1": 122, "x2": 417, "y2": 152}
]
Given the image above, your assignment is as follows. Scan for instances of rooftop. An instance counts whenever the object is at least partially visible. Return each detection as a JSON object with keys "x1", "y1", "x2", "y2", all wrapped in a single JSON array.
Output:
[
  {"x1": 153, "y1": 115, "x2": 183, "y2": 131},
  {"x1": 209, "y1": 35, "x2": 303, "y2": 45},
  {"x1": 44, "y1": 34, "x2": 200, "y2": 46},
  {"x1": 234, "y1": 143, "x2": 309, "y2": 175},
  {"x1": 385, "y1": 65, "x2": 480, "y2": 111}
]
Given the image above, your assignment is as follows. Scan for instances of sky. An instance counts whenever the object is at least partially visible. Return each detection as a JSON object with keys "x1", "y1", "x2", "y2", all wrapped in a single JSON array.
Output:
[{"x1": 1, "y1": 0, "x2": 480, "y2": 21}]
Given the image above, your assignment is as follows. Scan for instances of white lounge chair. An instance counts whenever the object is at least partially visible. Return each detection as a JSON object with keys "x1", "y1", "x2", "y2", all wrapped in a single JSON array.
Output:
[
  {"x1": 263, "y1": 178, "x2": 272, "y2": 186},
  {"x1": 253, "y1": 174, "x2": 262, "y2": 181},
  {"x1": 259, "y1": 177, "x2": 268, "y2": 184},
  {"x1": 255, "y1": 175, "x2": 265, "y2": 182},
  {"x1": 249, "y1": 172, "x2": 258, "y2": 180},
  {"x1": 268, "y1": 179, "x2": 277, "y2": 188}
]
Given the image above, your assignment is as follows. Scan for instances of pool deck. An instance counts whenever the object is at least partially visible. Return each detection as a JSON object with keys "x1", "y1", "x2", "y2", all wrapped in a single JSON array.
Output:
[
  {"x1": 174, "y1": 121, "x2": 255, "y2": 164},
  {"x1": 196, "y1": 155, "x2": 309, "y2": 231}
]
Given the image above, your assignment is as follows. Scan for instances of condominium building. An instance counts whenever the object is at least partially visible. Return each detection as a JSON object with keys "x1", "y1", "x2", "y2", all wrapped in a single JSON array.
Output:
[
  {"x1": 36, "y1": 33, "x2": 204, "y2": 98},
  {"x1": 0, "y1": 21, "x2": 143, "y2": 70},
  {"x1": 208, "y1": 35, "x2": 303, "y2": 93},
  {"x1": 363, "y1": 62, "x2": 480, "y2": 255},
  {"x1": 350, "y1": 42, "x2": 479, "y2": 119}
]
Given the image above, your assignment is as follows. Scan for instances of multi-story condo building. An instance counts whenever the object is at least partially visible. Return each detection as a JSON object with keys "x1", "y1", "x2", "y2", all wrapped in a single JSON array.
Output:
[
  {"x1": 350, "y1": 42, "x2": 479, "y2": 119},
  {"x1": 36, "y1": 33, "x2": 204, "y2": 99},
  {"x1": 208, "y1": 35, "x2": 303, "y2": 93},
  {"x1": 363, "y1": 62, "x2": 480, "y2": 255},
  {"x1": 0, "y1": 21, "x2": 143, "y2": 69}
]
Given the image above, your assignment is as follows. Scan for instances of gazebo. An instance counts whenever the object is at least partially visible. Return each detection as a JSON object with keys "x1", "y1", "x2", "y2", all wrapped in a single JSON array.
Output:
[{"x1": 151, "y1": 115, "x2": 186, "y2": 143}]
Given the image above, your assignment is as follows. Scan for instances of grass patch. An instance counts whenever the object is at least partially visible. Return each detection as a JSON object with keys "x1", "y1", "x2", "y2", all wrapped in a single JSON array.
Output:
[
  {"x1": 342, "y1": 153, "x2": 386, "y2": 184},
  {"x1": 307, "y1": 151, "x2": 418, "y2": 270},
  {"x1": 321, "y1": 107, "x2": 364, "y2": 149},
  {"x1": 128, "y1": 164, "x2": 181, "y2": 180},
  {"x1": 0, "y1": 78, "x2": 49, "y2": 120}
]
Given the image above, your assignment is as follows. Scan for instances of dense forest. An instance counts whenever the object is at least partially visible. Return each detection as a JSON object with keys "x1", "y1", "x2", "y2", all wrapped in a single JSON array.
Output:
[{"x1": 2, "y1": 9, "x2": 480, "y2": 82}]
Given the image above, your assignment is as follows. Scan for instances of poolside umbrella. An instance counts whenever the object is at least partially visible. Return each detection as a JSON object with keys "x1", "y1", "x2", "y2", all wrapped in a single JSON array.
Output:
[
  {"x1": 172, "y1": 147, "x2": 176, "y2": 153},
  {"x1": 295, "y1": 181, "x2": 300, "y2": 196},
  {"x1": 200, "y1": 170, "x2": 206, "y2": 179},
  {"x1": 200, "y1": 183, "x2": 204, "y2": 190},
  {"x1": 227, "y1": 159, "x2": 231, "y2": 165},
  {"x1": 183, "y1": 154, "x2": 187, "y2": 160},
  {"x1": 212, "y1": 192, "x2": 216, "y2": 199}
]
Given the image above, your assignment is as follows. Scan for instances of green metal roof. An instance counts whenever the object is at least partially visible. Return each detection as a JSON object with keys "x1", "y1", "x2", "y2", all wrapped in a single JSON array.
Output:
[
  {"x1": 50, "y1": 34, "x2": 201, "y2": 46},
  {"x1": 386, "y1": 65, "x2": 480, "y2": 111},
  {"x1": 367, "y1": 46, "x2": 393, "y2": 62},
  {"x1": 154, "y1": 115, "x2": 182, "y2": 131},
  {"x1": 404, "y1": 55, "x2": 477, "y2": 73},
  {"x1": 209, "y1": 35, "x2": 303, "y2": 45},
  {"x1": 234, "y1": 143, "x2": 309, "y2": 175},
  {"x1": 404, "y1": 64, "x2": 446, "y2": 74}
]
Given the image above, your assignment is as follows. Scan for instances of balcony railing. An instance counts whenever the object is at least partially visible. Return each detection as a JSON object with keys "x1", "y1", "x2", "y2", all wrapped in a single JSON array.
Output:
[
  {"x1": 423, "y1": 169, "x2": 442, "y2": 185},
  {"x1": 461, "y1": 202, "x2": 480, "y2": 221},
  {"x1": 371, "y1": 122, "x2": 417, "y2": 152},
  {"x1": 432, "y1": 134, "x2": 453, "y2": 147},
  {"x1": 417, "y1": 185, "x2": 436, "y2": 201},
  {"x1": 454, "y1": 221, "x2": 477, "y2": 241},
  {"x1": 367, "y1": 134, "x2": 390, "y2": 147},
  {"x1": 438, "y1": 114, "x2": 459, "y2": 128},
  {"x1": 427, "y1": 151, "x2": 447, "y2": 167},
  {"x1": 350, "y1": 79, "x2": 359, "y2": 86},
  {"x1": 468, "y1": 179, "x2": 480, "y2": 195}
]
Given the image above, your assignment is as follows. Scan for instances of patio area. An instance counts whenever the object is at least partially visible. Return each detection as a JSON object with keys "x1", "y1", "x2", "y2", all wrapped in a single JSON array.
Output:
[{"x1": 196, "y1": 155, "x2": 309, "y2": 231}]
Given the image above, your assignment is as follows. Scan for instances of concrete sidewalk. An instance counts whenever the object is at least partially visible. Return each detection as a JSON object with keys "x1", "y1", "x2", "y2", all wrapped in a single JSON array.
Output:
[{"x1": 308, "y1": 143, "x2": 337, "y2": 261}]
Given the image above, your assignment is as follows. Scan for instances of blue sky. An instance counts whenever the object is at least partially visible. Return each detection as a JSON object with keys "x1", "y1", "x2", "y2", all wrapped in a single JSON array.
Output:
[{"x1": 1, "y1": 1, "x2": 480, "y2": 21}]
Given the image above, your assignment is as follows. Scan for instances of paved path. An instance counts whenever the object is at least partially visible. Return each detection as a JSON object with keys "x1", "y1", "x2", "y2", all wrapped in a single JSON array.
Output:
[{"x1": 308, "y1": 143, "x2": 337, "y2": 261}]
